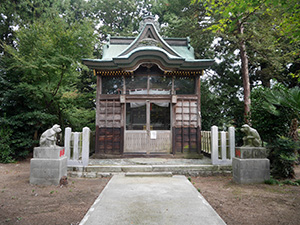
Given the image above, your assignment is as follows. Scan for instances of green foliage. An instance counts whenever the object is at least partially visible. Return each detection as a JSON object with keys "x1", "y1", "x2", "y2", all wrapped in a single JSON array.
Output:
[
  {"x1": 251, "y1": 83, "x2": 300, "y2": 143},
  {"x1": 251, "y1": 85, "x2": 293, "y2": 143},
  {"x1": 153, "y1": 0, "x2": 215, "y2": 59},
  {"x1": 201, "y1": 80, "x2": 244, "y2": 131},
  {"x1": 295, "y1": 180, "x2": 300, "y2": 185},
  {"x1": 0, "y1": 1, "x2": 96, "y2": 159},
  {"x1": 92, "y1": 0, "x2": 153, "y2": 42},
  {"x1": 0, "y1": 126, "x2": 14, "y2": 163},
  {"x1": 192, "y1": 0, "x2": 300, "y2": 43},
  {"x1": 267, "y1": 136, "x2": 298, "y2": 179},
  {"x1": 265, "y1": 178, "x2": 300, "y2": 186},
  {"x1": 281, "y1": 180, "x2": 299, "y2": 186},
  {"x1": 264, "y1": 178, "x2": 281, "y2": 185},
  {"x1": 260, "y1": 84, "x2": 300, "y2": 120}
]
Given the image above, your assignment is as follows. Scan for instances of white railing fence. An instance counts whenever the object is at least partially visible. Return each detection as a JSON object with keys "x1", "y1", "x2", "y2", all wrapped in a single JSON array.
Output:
[
  {"x1": 64, "y1": 127, "x2": 91, "y2": 167},
  {"x1": 201, "y1": 126, "x2": 235, "y2": 165},
  {"x1": 65, "y1": 126, "x2": 235, "y2": 167}
]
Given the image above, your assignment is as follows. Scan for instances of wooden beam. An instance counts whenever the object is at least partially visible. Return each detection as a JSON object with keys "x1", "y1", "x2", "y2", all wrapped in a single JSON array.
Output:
[{"x1": 196, "y1": 74, "x2": 201, "y2": 154}]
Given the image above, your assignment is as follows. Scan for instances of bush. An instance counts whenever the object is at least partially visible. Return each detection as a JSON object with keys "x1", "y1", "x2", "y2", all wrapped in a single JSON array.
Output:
[
  {"x1": 268, "y1": 136, "x2": 298, "y2": 179},
  {"x1": 251, "y1": 86, "x2": 292, "y2": 144},
  {"x1": 264, "y1": 178, "x2": 281, "y2": 185},
  {"x1": 0, "y1": 126, "x2": 15, "y2": 163}
]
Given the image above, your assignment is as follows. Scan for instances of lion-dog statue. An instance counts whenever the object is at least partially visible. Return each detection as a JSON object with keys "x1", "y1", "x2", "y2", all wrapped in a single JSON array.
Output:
[
  {"x1": 39, "y1": 124, "x2": 62, "y2": 147},
  {"x1": 241, "y1": 124, "x2": 262, "y2": 147}
]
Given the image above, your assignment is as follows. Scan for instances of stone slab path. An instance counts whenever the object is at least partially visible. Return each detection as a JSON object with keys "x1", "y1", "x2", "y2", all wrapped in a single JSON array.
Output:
[{"x1": 80, "y1": 174, "x2": 226, "y2": 225}]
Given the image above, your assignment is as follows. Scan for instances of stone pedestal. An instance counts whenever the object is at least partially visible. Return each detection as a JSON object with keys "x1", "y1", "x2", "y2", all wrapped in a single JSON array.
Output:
[
  {"x1": 30, "y1": 146, "x2": 67, "y2": 185},
  {"x1": 235, "y1": 147, "x2": 269, "y2": 159},
  {"x1": 233, "y1": 147, "x2": 270, "y2": 184}
]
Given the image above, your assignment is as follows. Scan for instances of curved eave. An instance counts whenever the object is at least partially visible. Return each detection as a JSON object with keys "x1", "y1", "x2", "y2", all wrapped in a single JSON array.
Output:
[{"x1": 82, "y1": 48, "x2": 214, "y2": 71}]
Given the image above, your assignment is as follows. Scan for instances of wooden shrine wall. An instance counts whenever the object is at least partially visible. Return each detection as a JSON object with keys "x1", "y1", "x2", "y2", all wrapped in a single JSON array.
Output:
[
  {"x1": 96, "y1": 98, "x2": 124, "y2": 156},
  {"x1": 172, "y1": 99, "x2": 200, "y2": 155}
]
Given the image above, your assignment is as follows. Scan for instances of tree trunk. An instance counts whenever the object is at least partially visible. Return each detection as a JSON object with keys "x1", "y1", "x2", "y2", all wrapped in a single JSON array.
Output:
[
  {"x1": 238, "y1": 21, "x2": 251, "y2": 124},
  {"x1": 289, "y1": 118, "x2": 298, "y2": 142}
]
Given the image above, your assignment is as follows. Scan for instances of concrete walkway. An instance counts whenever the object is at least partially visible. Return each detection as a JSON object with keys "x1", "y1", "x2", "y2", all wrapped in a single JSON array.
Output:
[{"x1": 80, "y1": 174, "x2": 226, "y2": 225}]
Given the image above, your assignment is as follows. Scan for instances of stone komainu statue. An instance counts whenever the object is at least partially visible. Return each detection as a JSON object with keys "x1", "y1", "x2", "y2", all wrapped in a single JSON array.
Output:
[
  {"x1": 241, "y1": 124, "x2": 262, "y2": 147},
  {"x1": 39, "y1": 124, "x2": 62, "y2": 147}
]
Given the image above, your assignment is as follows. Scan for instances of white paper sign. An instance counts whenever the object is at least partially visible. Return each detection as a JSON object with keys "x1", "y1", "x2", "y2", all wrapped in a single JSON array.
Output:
[{"x1": 150, "y1": 131, "x2": 157, "y2": 139}]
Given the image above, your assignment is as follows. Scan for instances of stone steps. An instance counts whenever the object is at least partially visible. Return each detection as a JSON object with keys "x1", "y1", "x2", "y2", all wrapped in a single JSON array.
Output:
[
  {"x1": 67, "y1": 164, "x2": 232, "y2": 178},
  {"x1": 125, "y1": 172, "x2": 173, "y2": 177}
]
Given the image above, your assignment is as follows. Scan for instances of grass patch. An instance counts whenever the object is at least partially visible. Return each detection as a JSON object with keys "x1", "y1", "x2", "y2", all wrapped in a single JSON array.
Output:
[
  {"x1": 265, "y1": 178, "x2": 300, "y2": 186},
  {"x1": 264, "y1": 178, "x2": 281, "y2": 185}
]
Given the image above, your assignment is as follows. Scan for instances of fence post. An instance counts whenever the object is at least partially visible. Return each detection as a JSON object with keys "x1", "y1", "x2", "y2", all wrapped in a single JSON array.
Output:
[
  {"x1": 73, "y1": 132, "x2": 80, "y2": 160},
  {"x1": 221, "y1": 131, "x2": 226, "y2": 160},
  {"x1": 211, "y1": 125, "x2": 219, "y2": 165},
  {"x1": 65, "y1": 127, "x2": 72, "y2": 161},
  {"x1": 229, "y1": 126, "x2": 235, "y2": 160},
  {"x1": 82, "y1": 127, "x2": 90, "y2": 167}
]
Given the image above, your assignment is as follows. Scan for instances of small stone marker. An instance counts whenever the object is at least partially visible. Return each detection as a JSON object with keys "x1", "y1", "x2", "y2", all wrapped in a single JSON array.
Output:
[
  {"x1": 233, "y1": 125, "x2": 270, "y2": 184},
  {"x1": 30, "y1": 125, "x2": 67, "y2": 185}
]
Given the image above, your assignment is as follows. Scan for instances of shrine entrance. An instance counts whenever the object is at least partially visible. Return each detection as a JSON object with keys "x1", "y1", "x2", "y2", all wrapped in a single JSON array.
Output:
[{"x1": 125, "y1": 101, "x2": 171, "y2": 154}]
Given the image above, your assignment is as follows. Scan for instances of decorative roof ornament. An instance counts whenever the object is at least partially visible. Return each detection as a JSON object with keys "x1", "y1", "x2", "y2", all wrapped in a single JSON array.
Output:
[{"x1": 139, "y1": 15, "x2": 160, "y2": 32}]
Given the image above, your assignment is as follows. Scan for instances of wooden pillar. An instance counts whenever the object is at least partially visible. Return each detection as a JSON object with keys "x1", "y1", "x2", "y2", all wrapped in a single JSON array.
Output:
[
  {"x1": 95, "y1": 74, "x2": 101, "y2": 154},
  {"x1": 171, "y1": 76, "x2": 176, "y2": 155},
  {"x1": 196, "y1": 74, "x2": 201, "y2": 154}
]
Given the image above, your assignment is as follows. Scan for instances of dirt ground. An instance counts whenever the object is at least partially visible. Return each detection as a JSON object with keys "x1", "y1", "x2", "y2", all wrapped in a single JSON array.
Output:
[
  {"x1": 0, "y1": 159, "x2": 299, "y2": 225},
  {"x1": 0, "y1": 159, "x2": 110, "y2": 225},
  {"x1": 191, "y1": 166, "x2": 300, "y2": 225}
]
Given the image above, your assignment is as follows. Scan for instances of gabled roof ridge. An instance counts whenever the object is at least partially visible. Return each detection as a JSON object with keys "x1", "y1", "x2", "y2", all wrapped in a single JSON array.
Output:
[{"x1": 118, "y1": 22, "x2": 182, "y2": 58}]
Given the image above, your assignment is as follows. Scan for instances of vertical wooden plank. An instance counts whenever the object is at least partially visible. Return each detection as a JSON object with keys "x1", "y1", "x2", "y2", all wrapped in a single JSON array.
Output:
[
  {"x1": 196, "y1": 74, "x2": 201, "y2": 153},
  {"x1": 112, "y1": 99, "x2": 115, "y2": 153},
  {"x1": 95, "y1": 126, "x2": 100, "y2": 154},
  {"x1": 189, "y1": 99, "x2": 191, "y2": 151},
  {"x1": 146, "y1": 101, "x2": 150, "y2": 131},
  {"x1": 172, "y1": 127, "x2": 176, "y2": 155},
  {"x1": 121, "y1": 76, "x2": 125, "y2": 154},
  {"x1": 122, "y1": 76, "x2": 126, "y2": 94},
  {"x1": 95, "y1": 75, "x2": 101, "y2": 153},
  {"x1": 120, "y1": 127, "x2": 124, "y2": 154},
  {"x1": 96, "y1": 76, "x2": 101, "y2": 127},
  {"x1": 104, "y1": 100, "x2": 107, "y2": 153},
  {"x1": 196, "y1": 127, "x2": 201, "y2": 154},
  {"x1": 181, "y1": 99, "x2": 184, "y2": 153},
  {"x1": 121, "y1": 101, "x2": 125, "y2": 154},
  {"x1": 172, "y1": 101, "x2": 176, "y2": 154},
  {"x1": 171, "y1": 76, "x2": 175, "y2": 95}
]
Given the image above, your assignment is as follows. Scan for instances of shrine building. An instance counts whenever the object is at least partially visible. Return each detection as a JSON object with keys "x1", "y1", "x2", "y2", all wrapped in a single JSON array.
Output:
[{"x1": 83, "y1": 16, "x2": 214, "y2": 158}]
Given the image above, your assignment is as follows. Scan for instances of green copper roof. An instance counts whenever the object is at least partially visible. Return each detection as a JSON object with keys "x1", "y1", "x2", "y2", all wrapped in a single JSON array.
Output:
[{"x1": 83, "y1": 19, "x2": 214, "y2": 71}]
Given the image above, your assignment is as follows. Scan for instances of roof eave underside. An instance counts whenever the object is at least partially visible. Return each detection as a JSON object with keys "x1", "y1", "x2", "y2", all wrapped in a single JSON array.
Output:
[{"x1": 82, "y1": 58, "x2": 214, "y2": 71}]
